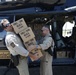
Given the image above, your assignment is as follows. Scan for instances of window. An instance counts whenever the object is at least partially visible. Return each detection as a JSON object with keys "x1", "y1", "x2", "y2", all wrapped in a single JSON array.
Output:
[{"x1": 53, "y1": 16, "x2": 76, "y2": 59}]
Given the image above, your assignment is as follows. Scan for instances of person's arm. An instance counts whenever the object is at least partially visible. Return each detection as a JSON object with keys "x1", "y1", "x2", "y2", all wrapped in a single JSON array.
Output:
[
  {"x1": 39, "y1": 37, "x2": 53, "y2": 50},
  {"x1": 27, "y1": 37, "x2": 53, "y2": 51},
  {"x1": 8, "y1": 38, "x2": 29, "y2": 57}
]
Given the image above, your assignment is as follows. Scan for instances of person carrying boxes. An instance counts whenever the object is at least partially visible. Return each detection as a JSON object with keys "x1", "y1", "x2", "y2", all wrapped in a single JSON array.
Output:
[
  {"x1": 28, "y1": 25, "x2": 55, "y2": 75},
  {"x1": 0, "y1": 19, "x2": 35, "y2": 75}
]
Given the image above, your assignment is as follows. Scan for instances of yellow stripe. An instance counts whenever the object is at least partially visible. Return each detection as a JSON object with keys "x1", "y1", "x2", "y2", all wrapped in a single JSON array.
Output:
[{"x1": 0, "y1": 50, "x2": 10, "y2": 59}]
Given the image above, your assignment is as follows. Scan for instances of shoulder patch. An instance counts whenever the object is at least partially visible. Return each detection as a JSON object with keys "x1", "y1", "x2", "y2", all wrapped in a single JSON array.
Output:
[{"x1": 10, "y1": 42, "x2": 15, "y2": 48}]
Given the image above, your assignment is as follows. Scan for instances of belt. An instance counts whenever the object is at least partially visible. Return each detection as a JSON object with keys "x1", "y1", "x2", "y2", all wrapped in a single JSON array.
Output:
[{"x1": 20, "y1": 56, "x2": 25, "y2": 60}]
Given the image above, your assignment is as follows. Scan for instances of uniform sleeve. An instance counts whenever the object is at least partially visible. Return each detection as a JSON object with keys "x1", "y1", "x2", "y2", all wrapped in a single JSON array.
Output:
[
  {"x1": 39, "y1": 37, "x2": 53, "y2": 50},
  {"x1": 8, "y1": 38, "x2": 29, "y2": 57}
]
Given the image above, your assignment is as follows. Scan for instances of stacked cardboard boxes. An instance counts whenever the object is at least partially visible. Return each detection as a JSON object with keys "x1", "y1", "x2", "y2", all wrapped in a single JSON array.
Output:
[{"x1": 11, "y1": 18, "x2": 43, "y2": 61}]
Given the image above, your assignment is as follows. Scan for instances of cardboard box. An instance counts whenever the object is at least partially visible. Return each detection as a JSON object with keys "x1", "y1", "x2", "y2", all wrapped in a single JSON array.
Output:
[
  {"x1": 24, "y1": 38, "x2": 36, "y2": 48},
  {"x1": 11, "y1": 18, "x2": 43, "y2": 61},
  {"x1": 19, "y1": 27, "x2": 35, "y2": 42},
  {"x1": 30, "y1": 49, "x2": 43, "y2": 61},
  {"x1": 24, "y1": 38, "x2": 43, "y2": 61},
  {"x1": 57, "y1": 51, "x2": 66, "y2": 58},
  {"x1": 11, "y1": 18, "x2": 27, "y2": 34}
]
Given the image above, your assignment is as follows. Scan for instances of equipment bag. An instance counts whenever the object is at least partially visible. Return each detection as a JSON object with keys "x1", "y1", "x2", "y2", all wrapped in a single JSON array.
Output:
[
  {"x1": 11, "y1": 54, "x2": 20, "y2": 66},
  {"x1": 45, "y1": 47, "x2": 53, "y2": 56}
]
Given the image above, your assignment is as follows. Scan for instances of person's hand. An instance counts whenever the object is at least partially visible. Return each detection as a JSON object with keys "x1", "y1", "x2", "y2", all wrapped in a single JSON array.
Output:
[
  {"x1": 27, "y1": 45, "x2": 37, "y2": 52},
  {"x1": 29, "y1": 52, "x2": 37, "y2": 60}
]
